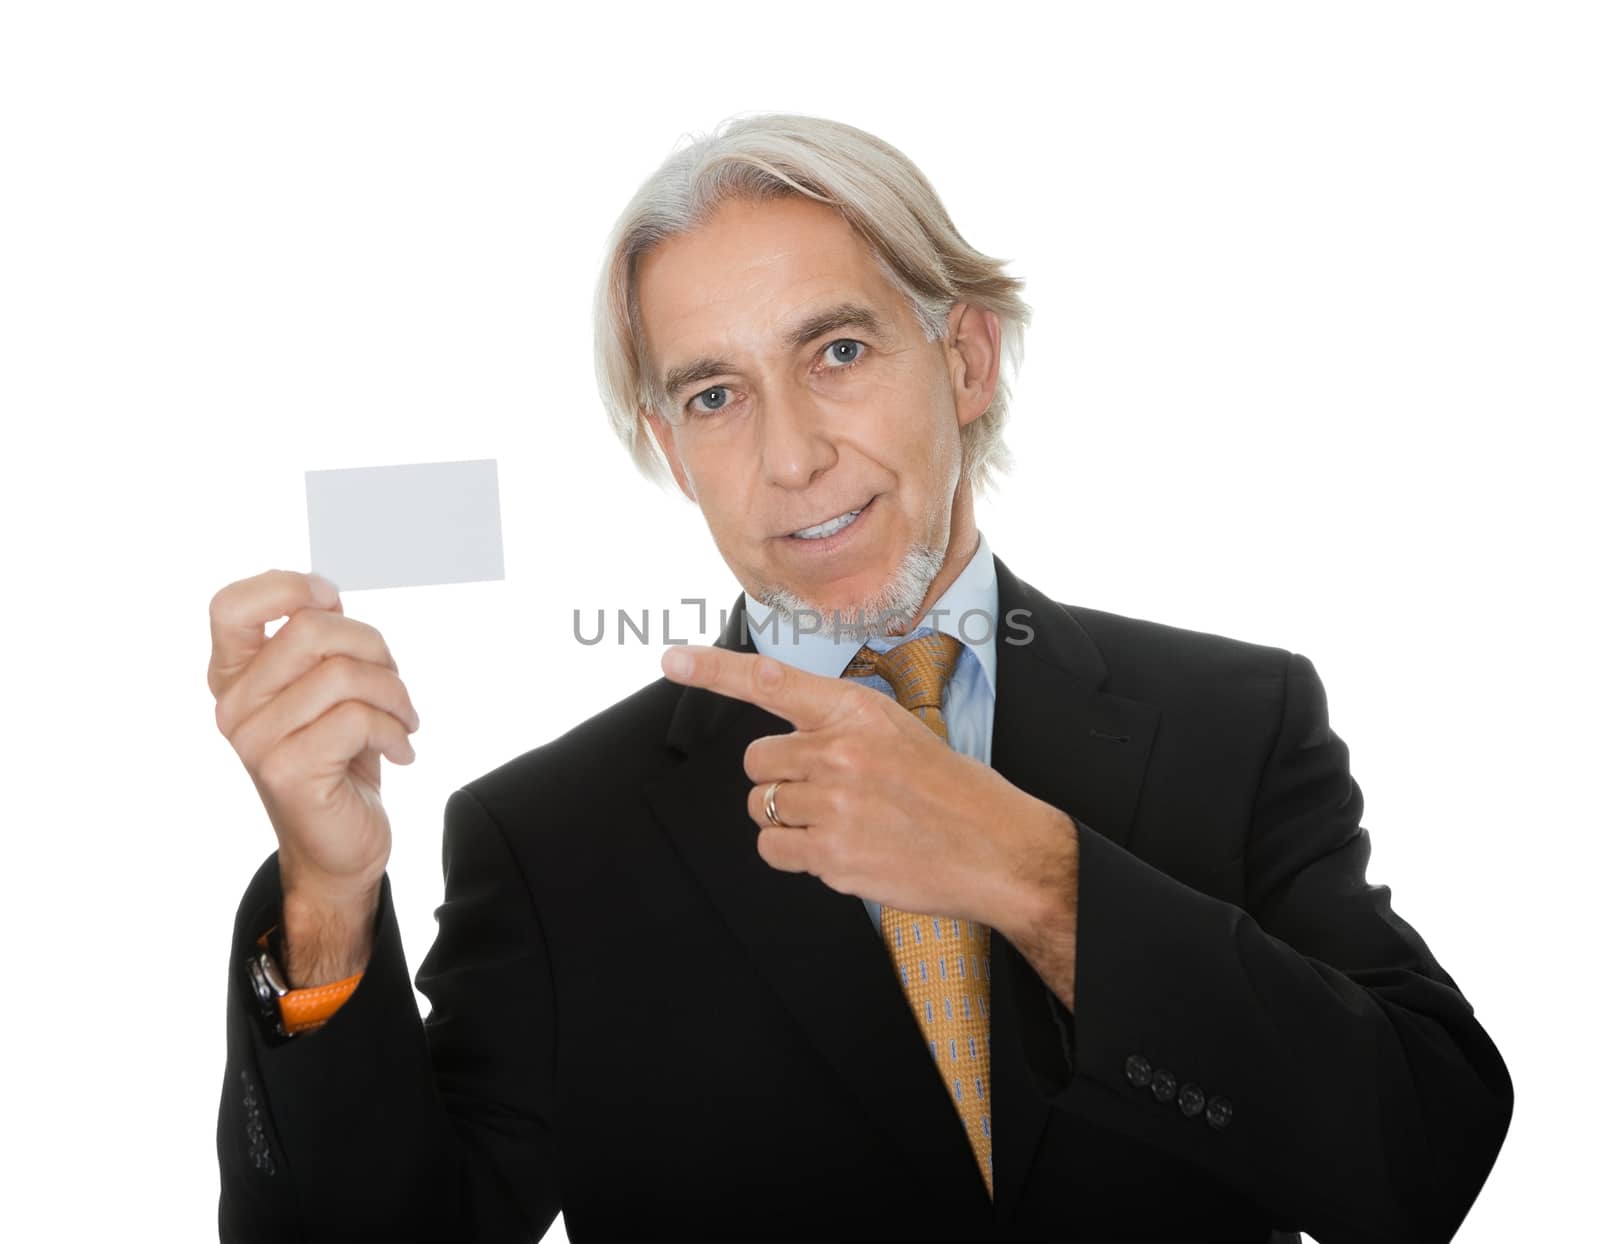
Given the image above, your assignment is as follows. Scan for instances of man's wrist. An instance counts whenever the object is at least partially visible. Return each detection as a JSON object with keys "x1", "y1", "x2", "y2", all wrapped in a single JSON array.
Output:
[
  {"x1": 1000, "y1": 803, "x2": 1080, "y2": 1013},
  {"x1": 279, "y1": 884, "x2": 379, "y2": 988}
]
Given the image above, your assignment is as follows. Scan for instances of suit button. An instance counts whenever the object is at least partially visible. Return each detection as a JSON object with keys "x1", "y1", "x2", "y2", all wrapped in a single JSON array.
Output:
[
  {"x1": 1124, "y1": 1054, "x2": 1152, "y2": 1088},
  {"x1": 1150, "y1": 1068, "x2": 1177, "y2": 1103},
  {"x1": 1206, "y1": 1095, "x2": 1234, "y2": 1130},
  {"x1": 1178, "y1": 1083, "x2": 1206, "y2": 1117}
]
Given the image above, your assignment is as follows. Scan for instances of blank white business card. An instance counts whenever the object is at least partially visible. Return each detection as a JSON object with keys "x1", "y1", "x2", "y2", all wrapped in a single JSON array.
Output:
[{"x1": 305, "y1": 458, "x2": 505, "y2": 591}]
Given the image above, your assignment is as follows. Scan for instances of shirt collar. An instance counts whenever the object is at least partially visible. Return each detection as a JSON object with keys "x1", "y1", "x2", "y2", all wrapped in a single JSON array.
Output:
[{"x1": 741, "y1": 529, "x2": 998, "y2": 695}]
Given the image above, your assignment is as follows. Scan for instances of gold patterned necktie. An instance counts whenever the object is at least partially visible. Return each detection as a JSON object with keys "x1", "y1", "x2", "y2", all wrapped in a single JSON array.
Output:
[{"x1": 842, "y1": 629, "x2": 994, "y2": 1200}]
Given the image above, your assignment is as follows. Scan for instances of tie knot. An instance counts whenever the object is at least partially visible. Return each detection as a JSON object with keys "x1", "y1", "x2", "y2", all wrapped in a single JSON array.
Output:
[{"x1": 842, "y1": 630, "x2": 965, "y2": 713}]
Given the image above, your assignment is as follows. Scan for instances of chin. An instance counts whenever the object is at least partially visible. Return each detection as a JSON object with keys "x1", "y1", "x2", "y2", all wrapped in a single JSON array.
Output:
[{"x1": 754, "y1": 538, "x2": 943, "y2": 641}]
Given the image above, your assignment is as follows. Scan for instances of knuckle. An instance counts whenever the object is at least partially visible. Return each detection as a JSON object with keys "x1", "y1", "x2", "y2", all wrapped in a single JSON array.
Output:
[
  {"x1": 215, "y1": 685, "x2": 258, "y2": 741},
  {"x1": 318, "y1": 651, "x2": 361, "y2": 694},
  {"x1": 353, "y1": 619, "x2": 398, "y2": 671},
  {"x1": 254, "y1": 744, "x2": 292, "y2": 791},
  {"x1": 210, "y1": 574, "x2": 252, "y2": 617},
  {"x1": 278, "y1": 605, "x2": 319, "y2": 641},
  {"x1": 753, "y1": 654, "x2": 783, "y2": 689},
  {"x1": 844, "y1": 682, "x2": 880, "y2": 715},
  {"x1": 743, "y1": 736, "x2": 776, "y2": 778},
  {"x1": 810, "y1": 824, "x2": 843, "y2": 870},
  {"x1": 332, "y1": 697, "x2": 370, "y2": 730},
  {"x1": 824, "y1": 735, "x2": 864, "y2": 774}
]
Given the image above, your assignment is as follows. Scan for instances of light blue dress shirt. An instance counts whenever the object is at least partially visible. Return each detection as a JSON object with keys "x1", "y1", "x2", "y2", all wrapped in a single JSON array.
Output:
[{"x1": 742, "y1": 530, "x2": 1000, "y2": 936}]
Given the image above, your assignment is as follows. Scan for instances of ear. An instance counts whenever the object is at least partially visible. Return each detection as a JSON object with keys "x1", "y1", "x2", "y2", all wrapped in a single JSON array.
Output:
[
  {"x1": 643, "y1": 408, "x2": 698, "y2": 502},
  {"x1": 942, "y1": 302, "x2": 1002, "y2": 429}
]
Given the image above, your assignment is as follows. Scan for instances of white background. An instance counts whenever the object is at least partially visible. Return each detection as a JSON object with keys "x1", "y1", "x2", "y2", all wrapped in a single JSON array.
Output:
[{"x1": 3, "y1": 3, "x2": 1594, "y2": 1239}]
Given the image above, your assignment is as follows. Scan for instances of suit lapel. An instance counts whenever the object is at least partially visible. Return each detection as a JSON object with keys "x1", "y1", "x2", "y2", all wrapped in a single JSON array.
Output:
[
  {"x1": 985, "y1": 553, "x2": 1161, "y2": 1233},
  {"x1": 641, "y1": 608, "x2": 990, "y2": 1213},
  {"x1": 640, "y1": 554, "x2": 1160, "y2": 1227}
]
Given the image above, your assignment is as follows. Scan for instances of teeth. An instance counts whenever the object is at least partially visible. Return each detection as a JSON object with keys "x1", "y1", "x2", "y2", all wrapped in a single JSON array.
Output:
[{"x1": 791, "y1": 507, "x2": 863, "y2": 540}]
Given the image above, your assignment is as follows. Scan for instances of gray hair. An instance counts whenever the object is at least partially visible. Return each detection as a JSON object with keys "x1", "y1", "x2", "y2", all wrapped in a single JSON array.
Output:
[{"x1": 591, "y1": 112, "x2": 1032, "y2": 497}]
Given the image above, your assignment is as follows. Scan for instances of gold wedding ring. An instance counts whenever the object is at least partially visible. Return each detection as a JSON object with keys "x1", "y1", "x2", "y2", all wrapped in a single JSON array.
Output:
[{"x1": 763, "y1": 779, "x2": 791, "y2": 828}]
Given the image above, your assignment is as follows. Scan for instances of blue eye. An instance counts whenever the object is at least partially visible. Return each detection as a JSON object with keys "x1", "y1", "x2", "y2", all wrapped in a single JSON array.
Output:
[
  {"x1": 823, "y1": 339, "x2": 866, "y2": 367},
  {"x1": 687, "y1": 386, "x2": 730, "y2": 416}
]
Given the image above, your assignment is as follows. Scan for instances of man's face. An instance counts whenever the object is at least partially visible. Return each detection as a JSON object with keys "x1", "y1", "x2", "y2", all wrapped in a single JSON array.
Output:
[{"x1": 639, "y1": 194, "x2": 991, "y2": 632}]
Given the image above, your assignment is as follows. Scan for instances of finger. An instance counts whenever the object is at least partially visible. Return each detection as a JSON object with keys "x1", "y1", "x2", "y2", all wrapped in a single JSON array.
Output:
[
  {"x1": 231, "y1": 652, "x2": 420, "y2": 774},
  {"x1": 754, "y1": 824, "x2": 812, "y2": 874},
  {"x1": 216, "y1": 606, "x2": 412, "y2": 740},
  {"x1": 661, "y1": 645, "x2": 852, "y2": 731},
  {"x1": 745, "y1": 777, "x2": 826, "y2": 831},
  {"x1": 208, "y1": 568, "x2": 342, "y2": 699},
  {"x1": 258, "y1": 698, "x2": 416, "y2": 797},
  {"x1": 742, "y1": 731, "x2": 817, "y2": 783}
]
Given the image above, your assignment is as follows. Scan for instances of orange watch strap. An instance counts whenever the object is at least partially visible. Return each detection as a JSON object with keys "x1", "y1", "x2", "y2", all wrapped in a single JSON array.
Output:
[
  {"x1": 277, "y1": 974, "x2": 362, "y2": 1034},
  {"x1": 255, "y1": 928, "x2": 363, "y2": 1035}
]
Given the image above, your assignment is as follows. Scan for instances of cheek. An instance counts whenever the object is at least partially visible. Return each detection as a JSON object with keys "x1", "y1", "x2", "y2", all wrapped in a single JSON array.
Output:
[
  {"x1": 867, "y1": 351, "x2": 956, "y2": 429},
  {"x1": 684, "y1": 453, "x2": 757, "y2": 537},
  {"x1": 851, "y1": 377, "x2": 929, "y2": 449},
  {"x1": 676, "y1": 441, "x2": 731, "y2": 502},
  {"x1": 855, "y1": 368, "x2": 962, "y2": 479}
]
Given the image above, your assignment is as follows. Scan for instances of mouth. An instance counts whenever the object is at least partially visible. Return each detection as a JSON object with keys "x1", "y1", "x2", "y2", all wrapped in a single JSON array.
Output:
[
  {"x1": 785, "y1": 496, "x2": 875, "y2": 541},
  {"x1": 775, "y1": 494, "x2": 880, "y2": 556}
]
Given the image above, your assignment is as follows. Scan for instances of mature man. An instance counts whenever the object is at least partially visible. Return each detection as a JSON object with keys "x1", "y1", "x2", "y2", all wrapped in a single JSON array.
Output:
[{"x1": 212, "y1": 114, "x2": 1512, "y2": 1241}]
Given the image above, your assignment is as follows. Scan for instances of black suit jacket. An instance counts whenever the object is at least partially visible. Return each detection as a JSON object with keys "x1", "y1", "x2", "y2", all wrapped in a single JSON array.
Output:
[{"x1": 217, "y1": 554, "x2": 1512, "y2": 1242}]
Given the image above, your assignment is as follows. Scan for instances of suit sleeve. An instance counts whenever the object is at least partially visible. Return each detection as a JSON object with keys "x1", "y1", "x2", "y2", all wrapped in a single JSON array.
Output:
[
  {"x1": 1034, "y1": 651, "x2": 1513, "y2": 1244},
  {"x1": 217, "y1": 787, "x2": 562, "y2": 1242}
]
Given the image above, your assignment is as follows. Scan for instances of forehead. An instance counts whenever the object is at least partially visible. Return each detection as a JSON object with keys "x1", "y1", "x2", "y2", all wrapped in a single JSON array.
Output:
[{"x1": 635, "y1": 195, "x2": 905, "y2": 374}]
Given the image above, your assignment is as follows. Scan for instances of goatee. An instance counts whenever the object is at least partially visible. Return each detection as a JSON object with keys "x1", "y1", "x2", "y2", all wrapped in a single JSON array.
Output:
[{"x1": 755, "y1": 543, "x2": 946, "y2": 644}]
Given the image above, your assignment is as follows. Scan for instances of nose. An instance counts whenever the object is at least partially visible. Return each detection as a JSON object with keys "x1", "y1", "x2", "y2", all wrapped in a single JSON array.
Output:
[{"x1": 758, "y1": 382, "x2": 837, "y2": 491}]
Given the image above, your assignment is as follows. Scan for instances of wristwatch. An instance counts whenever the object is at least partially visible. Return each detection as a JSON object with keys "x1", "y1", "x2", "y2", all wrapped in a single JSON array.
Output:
[{"x1": 247, "y1": 925, "x2": 363, "y2": 1038}]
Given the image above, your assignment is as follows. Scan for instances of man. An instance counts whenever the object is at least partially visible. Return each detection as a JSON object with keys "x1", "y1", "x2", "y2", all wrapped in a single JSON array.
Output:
[{"x1": 212, "y1": 113, "x2": 1512, "y2": 1241}]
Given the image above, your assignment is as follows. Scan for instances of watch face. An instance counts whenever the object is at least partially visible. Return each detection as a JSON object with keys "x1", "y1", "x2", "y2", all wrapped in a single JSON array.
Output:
[{"x1": 251, "y1": 950, "x2": 288, "y2": 999}]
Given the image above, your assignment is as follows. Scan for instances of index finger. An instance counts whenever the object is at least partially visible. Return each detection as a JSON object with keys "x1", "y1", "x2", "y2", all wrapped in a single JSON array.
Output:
[
  {"x1": 660, "y1": 644, "x2": 848, "y2": 731},
  {"x1": 207, "y1": 568, "x2": 342, "y2": 697}
]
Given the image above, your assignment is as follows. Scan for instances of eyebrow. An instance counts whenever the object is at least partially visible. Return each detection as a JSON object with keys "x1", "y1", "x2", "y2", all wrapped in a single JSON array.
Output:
[{"x1": 660, "y1": 301, "x2": 894, "y2": 401}]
